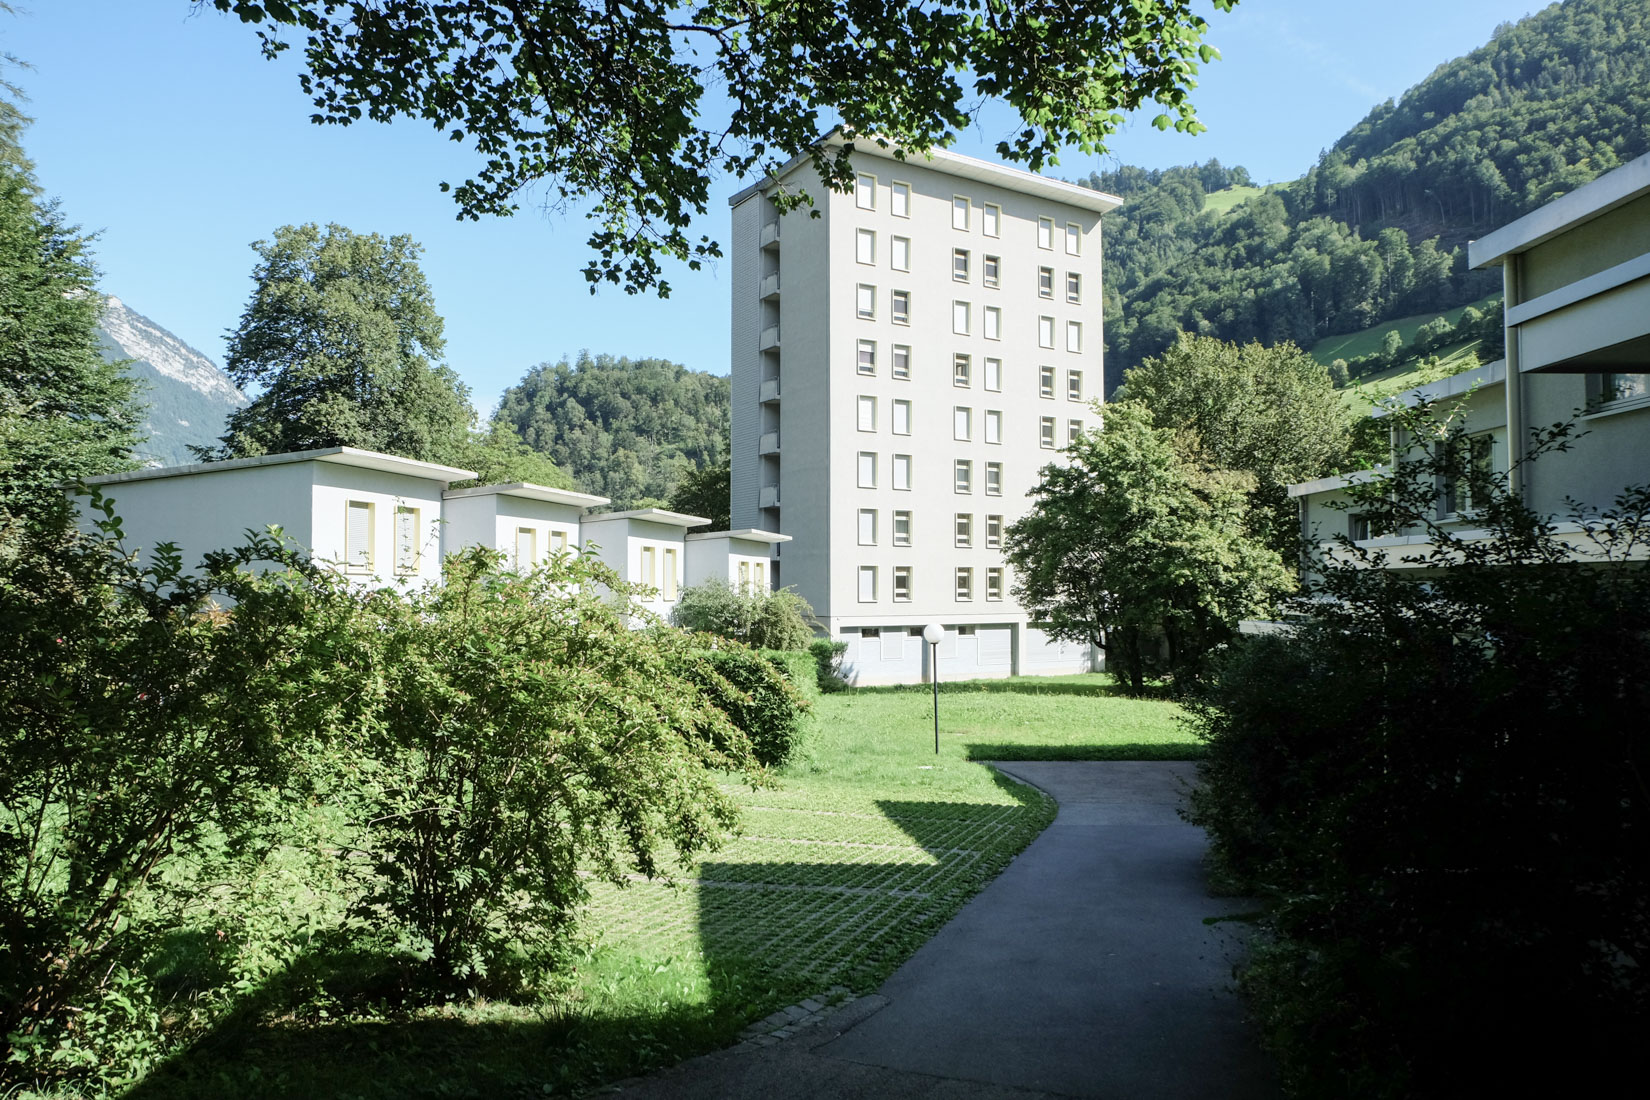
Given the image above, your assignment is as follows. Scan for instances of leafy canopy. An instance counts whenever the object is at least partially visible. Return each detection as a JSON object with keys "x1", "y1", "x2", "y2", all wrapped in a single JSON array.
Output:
[{"x1": 208, "y1": 0, "x2": 1237, "y2": 295}]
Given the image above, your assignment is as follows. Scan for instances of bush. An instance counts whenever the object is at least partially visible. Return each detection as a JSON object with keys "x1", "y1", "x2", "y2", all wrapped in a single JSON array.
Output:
[
  {"x1": 808, "y1": 639, "x2": 850, "y2": 693},
  {"x1": 670, "y1": 578, "x2": 818, "y2": 650},
  {"x1": 761, "y1": 648, "x2": 821, "y2": 706},
  {"x1": 677, "y1": 645, "x2": 811, "y2": 769}
]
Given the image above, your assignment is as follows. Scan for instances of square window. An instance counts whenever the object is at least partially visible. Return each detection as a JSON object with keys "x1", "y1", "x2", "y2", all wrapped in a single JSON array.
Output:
[
  {"x1": 954, "y1": 459, "x2": 973, "y2": 494},
  {"x1": 985, "y1": 409, "x2": 1002, "y2": 445},
  {"x1": 1038, "y1": 266, "x2": 1053, "y2": 298},
  {"x1": 1039, "y1": 365, "x2": 1055, "y2": 398},
  {"x1": 986, "y1": 567, "x2": 1003, "y2": 601},
  {"x1": 858, "y1": 339, "x2": 877, "y2": 375},
  {"x1": 1037, "y1": 217, "x2": 1054, "y2": 249},
  {"x1": 857, "y1": 451, "x2": 877, "y2": 488},
  {"x1": 893, "y1": 453, "x2": 912, "y2": 490},
  {"x1": 953, "y1": 353, "x2": 971, "y2": 387},
  {"x1": 891, "y1": 181, "x2": 910, "y2": 218},
  {"x1": 857, "y1": 394, "x2": 877, "y2": 432},
  {"x1": 1067, "y1": 370, "x2": 1083, "y2": 401},
  {"x1": 953, "y1": 406, "x2": 971, "y2": 441},
  {"x1": 984, "y1": 306, "x2": 1001, "y2": 341},
  {"x1": 1038, "y1": 316, "x2": 1054, "y2": 348},
  {"x1": 953, "y1": 300, "x2": 970, "y2": 335},
  {"x1": 1066, "y1": 321, "x2": 1082, "y2": 353},
  {"x1": 1066, "y1": 271, "x2": 1081, "y2": 303},
  {"x1": 1065, "y1": 222, "x2": 1081, "y2": 255},
  {"x1": 1040, "y1": 416, "x2": 1057, "y2": 449},
  {"x1": 892, "y1": 235, "x2": 911, "y2": 271},
  {"x1": 892, "y1": 344, "x2": 911, "y2": 380},
  {"x1": 893, "y1": 398, "x2": 911, "y2": 435},
  {"x1": 859, "y1": 565, "x2": 878, "y2": 602},
  {"x1": 893, "y1": 566, "x2": 912, "y2": 602},
  {"x1": 983, "y1": 255, "x2": 1000, "y2": 287},
  {"x1": 893, "y1": 510, "x2": 912, "y2": 546},
  {"x1": 1068, "y1": 419, "x2": 1083, "y2": 445},
  {"x1": 892, "y1": 289, "x2": 910, "y2": 325},
  {"x1": 955, "y1": 512, "x2": 972, "y2": 547},
  {"x1": 985, "y1": 514, "x2": 1003, "y2": 548},
  {"x1": 953, "y1": 249, "x2": 970, "y2": 282},
  {"x1": 986, "y1": 462, "x2": 1002, "y2": 496},
  {"x1": 858, "y1": 508, "x2": 877, "y2": 545},
  {"x1": 856, "y1": 173, "x2": 876, "y2": 210},
  {"x1": 983, "y1": 203, "x2": 1000, "y2": 237},
  {"x1": 955, "y1": 567, "x2": 973, "y2": 601},
  {"x1": 952, "y1": 196, "x2": 970, "y2": 230},
  {"x1": 984, "y1": 358, "x2": 1002, "y2": 392},
  {"x1": 856, "y1": 228, "x2": 875, "y2": 265},
  {"x1": 857, "y1": 283, "x2": 876, "y2": 319}
]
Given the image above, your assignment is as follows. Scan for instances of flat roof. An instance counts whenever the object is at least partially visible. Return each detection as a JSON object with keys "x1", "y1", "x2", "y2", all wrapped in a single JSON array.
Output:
[
  {"x1": 80, "y1": 446, "x2": 477, "y2": 487},
  {"x1": 580, "y1": 507, "x2": 711, "y2": 529},
  {"x1": 684, "y1": 528, "x2": 792, "y2": 545},
  {"x1": 1287, "y1": 468, "x2": 1385, "y2": 499},
  {"x1": 729, "y1": 133, "x2": 1123, "y2": 215},
  {"x1": 1470, "y1": 152, "x2": 1650, "y2": 268},
  {"x1": 1372, "y1": 360, "x2": 1506, "y2": 415},
  {"x1": 443, "y1": 482, "x2": 610, "y2": 508}
]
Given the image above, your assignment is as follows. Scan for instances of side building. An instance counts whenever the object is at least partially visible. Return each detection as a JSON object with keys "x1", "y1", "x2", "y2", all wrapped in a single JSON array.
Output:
[{"x1": 728, "y1": 139, "x2": 1122, "y2": 684}]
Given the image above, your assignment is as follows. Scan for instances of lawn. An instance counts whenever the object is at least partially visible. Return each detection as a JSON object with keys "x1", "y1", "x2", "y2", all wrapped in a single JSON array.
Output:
[
  {"x1": 122, "y1": 674, "x2": 1188, "y2": 1099},
  {"x1": 1202, "y1": 184, "x2": 1265, "y2": 216},
  {"x1": 1339, "y1": 338, "x2": 1488, "y2": 411},
  {"x1": 1309, "y1": 292, "x2": 1500, "y2": 365}
]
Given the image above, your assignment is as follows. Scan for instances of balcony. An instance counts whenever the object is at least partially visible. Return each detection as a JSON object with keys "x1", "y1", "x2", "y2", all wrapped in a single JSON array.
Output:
[
  {"x1": 759, "y1": 324, "x2": 781, "y2": 350},
  {"x1": 760, "y1": 220, "x2": 781, "y2": 249},
  {"x1": 759, "y1": 377, "x2": 781, "y2": 403},
  {"x1": 758, "y1": 431, "x2": 781, "y2": 456},
  {"x1": 760, "y1": 272, "x2": 781, "y2": 300},
  {"x1": 759, "y1": 485, "x2": 780, "y2": 509}
]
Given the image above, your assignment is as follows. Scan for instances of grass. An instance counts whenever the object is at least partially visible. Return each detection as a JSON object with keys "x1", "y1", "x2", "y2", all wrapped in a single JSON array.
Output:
[
  {"x1": 1309, "y1": 292, "x2": 1500, "y2": 365},
  {"x1": 1339, "y1": 339, "x2": 1488, "y2": 412},
  {"x1": 1202, "y1": 184, "x2": 1266, "y2": 216},
  {"x1": 117, "y1": 674, "x2": 1188, "y2": 1099}
]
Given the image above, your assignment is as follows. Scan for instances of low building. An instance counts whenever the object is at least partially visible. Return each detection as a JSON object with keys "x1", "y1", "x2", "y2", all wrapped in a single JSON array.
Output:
[
  {"x1": 683, "y1": 528, "x2": 792, "y2": 591},
  {"x1": 441, "y1": 482, "x2": 611, "y2": 568},
  {"x1": 579, "y1": 508, "x2": 710, "y2": 618}
]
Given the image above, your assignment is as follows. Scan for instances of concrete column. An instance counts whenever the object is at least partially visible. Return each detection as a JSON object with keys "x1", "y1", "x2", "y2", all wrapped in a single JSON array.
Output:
[{"x1": 1503, "y1": 254, "x2": 1526, "y2": 500}]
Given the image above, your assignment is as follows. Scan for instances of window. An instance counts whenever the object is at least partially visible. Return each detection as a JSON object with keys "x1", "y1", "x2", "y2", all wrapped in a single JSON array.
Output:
[
  {"x1": 986, "y1": 567, "x2": 1003, "y2": 601},
  {"x1": 1038, "y1": 316, "x2": 1054, "y2": 348},
  {"x1": 856, "y1": 173, "x2": 875, "y2": 209},
  {"x1": 985, "y1": 409, "x2": 1002, "y2": 445},
  {"x1": 955, "y1": 512, "x2": 973, "y2": 547},
  {"x1": 857, "y1": 451, "x2": 877, "y2": 488},
  {"x1": 953, "y1": 300, "x2": 970, "y2": 335},
  {"x1": 857, "y1": 339, "x2": 877, "y2": 375},
  {"x1": 984, "y1": 306, "x2": 1001, "y2": 341},
  {"x1": 891, "y1": 181, "x2": 910, "y2": 217},
  {"x1": 1038, "y1": 266, "x2": 1054, "y2": 298},
  {"x1": 550, "y1": 529, "x2": 569, "y2": 555},
  {"x1": 663, "y1": 547, "x2": 678, "y2": 601},
  {"x1": 1037, "y1": 216, "x2": 1054, "y2": 249},
  {"x1": 738, "y1": 560, "x2": 750, "y2": 589},
  {"x1": 395, "y1": 506, "x2": 420, "y2": 574},
  {"x1": 893, "y1": 510, "x2": 912, "y2": 546},
  {"x1": 985, "y1": 462, "x2": 1003, "y2": 496},
  {"x1": 858, "y1": 508, "x2": 877, "y2": 545},
  {"x1": 891, "y1": 235, "x2": 911, "y2": 271},
  {"x1": 985, "y1": 514, "x2": 1003, "y2": 548},
  {"x1": 1066, "y1": 321, "x2": 1082, "y2": 353},
  {"x1": 982, "y1": 203, "x2": 1000, "y2": 236},
  {"x1": 1068, "y1": 419, "x2": 1084, "y2": 446},
  {"x1": 1067, "y1": 370, "x2": 1083, "y2": 401},
  {"x1": 892, "y1": 344, "x2": 911, "y2": 380},
  {"x1": 1040, "y1": 416, "x2": 1057, "y2": 448},
  {"x1": 955, "y1": 459, "x2": 973, "y2": 494},
  {"x1": 892, "y1": 398, "x2": 911, "y2": 435},
  {"x1": 984, "y1": 358, "x2": 1002, "y2": 392},
  {"x1": 952, "y1": 195, "x2": 970, "y2": 230},
  {"x1": 1039, "y1": 365, "x2": 1056, "y2": 399},
  {"x1": 514, "y1": 525, "x2": 536, "y2": 570},
  {"x1": 1596, "y1": 372, "x2": 1650, "y2": 406},
  {"x1": 345, "y1": 500, "x2": 374, "y2": 572},
  {"x1": 953, "y1": 353, "x2": 971, "y2": 387},
  {"x1": 858, "y1": 565, "x2": 878, "y2": 602},
  {"x1": 983, "y1": 255, "x2": 1000, "y2": 288},
  {"x1": 857, "y1": 395, "x2": 877, "y2": 432},
  {"x1": 1349, "y1": 514, "x2": 1372, "y2": 541},
  {"x1": 753, "y1": 561, "x2": 765, "y2": 590},
  {"x1": 955, "y1": 567, "x2": 974, "y2": 601},
  {"x1": 1443, "y1": 434, "x2": 1498, "y2": 515},
  {"x1": 856, "y1": 228, "x2": 875, "y2": 265},
  {"x1": 893, "y1": 566, "x2": 912, "y2": 602},
  {"x1": 953, "y1": 249, "x2": 970, "y2": 282},
  {"x1": 1066, "y1": 271, "x2": 1081, "y2": 303},
  {"x1": 856, "y1": 283, "x2": 876, "y2": 319},
  {"x1": 639, "y1": 544, "x2": 656, "y2": 587},
  {"x1": 1065, "y1": 222, "x2": 1081, "y2": 255},
  {"x1": 953, "y1": 406, "x2": 971, "y2": 441},
  {"x1": 893, "y1": 453, "x2": 912, "y2": 490},
  {"x1": 891, "y1": 289, "x2": 910, "y2": 324}
]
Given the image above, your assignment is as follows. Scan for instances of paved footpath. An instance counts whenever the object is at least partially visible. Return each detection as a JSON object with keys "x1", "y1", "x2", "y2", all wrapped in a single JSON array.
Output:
[{"x1": 604, "y1": 761, "x2": 1276, "y2": 1100}]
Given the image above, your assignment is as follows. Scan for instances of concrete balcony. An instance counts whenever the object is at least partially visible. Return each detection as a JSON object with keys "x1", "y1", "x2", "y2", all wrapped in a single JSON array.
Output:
[
  {"x1": 759, "y1": 485, "x2": 781, "y2": 509},
  {"x1": 759, "y1": 377, "x2": 781, "y2": 403},
  {"x1": 760, "y1": 272, "x2": 781, "y2": 300},
  {"x1": 758, "y1": 431, "x2": 781, "y2": 456},
  {"x1": 760, "y1": 220, "x2": 781, "y2": 249},
  {"x1": 759, "y1": 324, "x2": 781, "y2": 350}
]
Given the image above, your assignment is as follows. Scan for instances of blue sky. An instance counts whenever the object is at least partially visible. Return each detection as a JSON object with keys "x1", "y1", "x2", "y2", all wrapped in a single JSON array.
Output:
[{"x1": 7, "y1": 1, "x2": 1527, "y2": 409}]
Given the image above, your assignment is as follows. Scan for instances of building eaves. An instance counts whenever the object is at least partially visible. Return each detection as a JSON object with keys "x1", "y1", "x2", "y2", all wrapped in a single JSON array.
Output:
[
  {"x1": 443, "y1": 482, "x2": 611, "y2": 508},
  {"x1": 79, "y1": 446, "x2": 478, "y2": 487},
  {"x1": 1469, "y1": 151, "x2": 1650, "y2": 268}
]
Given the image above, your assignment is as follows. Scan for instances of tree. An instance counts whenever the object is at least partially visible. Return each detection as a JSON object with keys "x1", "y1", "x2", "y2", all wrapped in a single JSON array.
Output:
[
  {"x1": 209, "y1": 0, "x2": 1238, "y2": 295},
  {"x1": 1004, "y1": 401, "x2": 1291, "y2": 694},
  {"x1": 1115, "y1": 334, "x2": 1352, "y2": 558},
  {"x1": 668, "y1": 459, "x2": 730, "y2": 531},
  {"x1": 671, "y1": 578, "x2": 818, "y2": 652}
]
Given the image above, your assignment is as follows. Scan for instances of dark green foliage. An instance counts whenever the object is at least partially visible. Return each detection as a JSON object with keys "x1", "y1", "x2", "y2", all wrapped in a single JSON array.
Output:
[
  {"x1": 678, "y1": 646, "x2": 811, "y2": 769},
  {"x1": 495, "y1": 352, "x2": 729, "y2": 509},
  {"x1": 668, "y1": 458, "x2": 731, "y2": 531},
  {"x1": 1186, "y1": 405, "x2": 1650, "y2": 1096},
  {"x1": 809, "y1": 640, "x2": 850, "y2": 694},
  {"x1": 670, "y1": 578, "x2": 818, "y2": 652}
]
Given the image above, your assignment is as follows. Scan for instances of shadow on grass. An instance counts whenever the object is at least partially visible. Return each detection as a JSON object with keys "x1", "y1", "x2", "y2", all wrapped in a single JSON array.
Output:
[
  {"x1": 851, "y1": 678, "x2": 1173, "y2": 700},
  {"x1": 967, "y1": 742, "x2": 1206, "y2": 762}
]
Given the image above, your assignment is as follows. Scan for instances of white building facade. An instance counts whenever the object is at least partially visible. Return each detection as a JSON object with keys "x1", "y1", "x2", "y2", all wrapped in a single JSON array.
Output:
[{"x1": 728, "y1": 141, "x2": 1120, "y2": 683}]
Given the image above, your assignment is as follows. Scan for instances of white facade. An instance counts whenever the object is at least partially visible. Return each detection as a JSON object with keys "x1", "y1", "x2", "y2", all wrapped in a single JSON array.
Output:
[
  {"x1": 728, "y1": 139, "x2": 1119, "y2": 683},
  {"x1": 442, "y1": 482, "x2": 610, "y2": 568},
  {"x1": 579, "y1": 509, "x2": 708, "y2": 618},
  {"x1": 684, "y1": 529, "x2": 791, "y2": 590}
]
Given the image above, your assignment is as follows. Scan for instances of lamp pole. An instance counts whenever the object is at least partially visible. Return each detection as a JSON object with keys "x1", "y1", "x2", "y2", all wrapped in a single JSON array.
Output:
[{"x1": 922, "y1": 623, "x2": 946, "y2": 755}]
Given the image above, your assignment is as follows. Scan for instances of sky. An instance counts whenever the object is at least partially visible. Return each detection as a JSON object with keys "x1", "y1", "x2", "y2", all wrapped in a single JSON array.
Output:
[{"x1": 6, "y1": 0, "x2": 1530, "y2": 409}]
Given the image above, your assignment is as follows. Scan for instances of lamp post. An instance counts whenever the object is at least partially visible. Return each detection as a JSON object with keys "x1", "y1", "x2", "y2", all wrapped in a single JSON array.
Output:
[{"x1": 922, "y1": 623, "x2": 946, "y2": 755}]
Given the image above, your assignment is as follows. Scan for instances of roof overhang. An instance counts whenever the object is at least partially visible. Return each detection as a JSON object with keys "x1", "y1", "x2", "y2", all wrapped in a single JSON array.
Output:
[
  {"x1": 443, "y1": 482, "x2": 610, "y2": 508},
  {"x1": 581, "y1": 508, "x2": 711, "y2": 529},
  {"x1": 685, "y1": 528, "x2": 793, "y2": 544},
  {"x1": 1469, "y1": 152, "x2": 1650, "y2": 268},
  {"x1": 79, "y1": 446, "x2": 477, "y2": 488}
]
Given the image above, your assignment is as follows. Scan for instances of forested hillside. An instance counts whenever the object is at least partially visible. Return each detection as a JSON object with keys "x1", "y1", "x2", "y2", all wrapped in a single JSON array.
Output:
[
  {"x1": 1094, "y1": 0, "x2": 1650, "y2": 391},
  {"x1": 493, "y1": 353, "x2": 729, "y2": 509}
]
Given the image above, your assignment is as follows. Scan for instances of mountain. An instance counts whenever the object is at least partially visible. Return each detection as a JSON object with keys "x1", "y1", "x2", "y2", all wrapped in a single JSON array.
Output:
[
  {"x1": 96, "y1": 297, "x2": 246, "y2": 467},
  {"x1": 1092, "y1": 0, "x2": 1650, "y2": 392}
]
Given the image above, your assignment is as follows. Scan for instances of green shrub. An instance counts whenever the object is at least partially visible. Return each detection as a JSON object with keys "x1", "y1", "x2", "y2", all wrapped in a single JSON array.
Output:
[
  {"x1": 808, "y1": 639, "x2": 850, "y2": 693},
  {"x1": 760, "y1": 648, "x2": 820, "y2": 705},
  {"x1": 679, "y1": 645, "x2": 811, "y2": 769},
  {"x1": 671, "y1": 578, "x2": 818, "y2": 650}
]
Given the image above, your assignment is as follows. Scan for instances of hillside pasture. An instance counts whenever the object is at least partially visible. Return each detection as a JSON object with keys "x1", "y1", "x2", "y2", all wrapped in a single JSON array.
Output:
[{"x1": 1310, "y1": 293, "x2": 1500, "y2": 365}]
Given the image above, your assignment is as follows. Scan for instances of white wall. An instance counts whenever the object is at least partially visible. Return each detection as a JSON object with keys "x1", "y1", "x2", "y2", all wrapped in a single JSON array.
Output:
[
  {"x1": 310, "y1": 465, "x2": 447, "y2": 587},
  {"x1": 582, "y1": 517, "x2": 689, "y2": 619}
]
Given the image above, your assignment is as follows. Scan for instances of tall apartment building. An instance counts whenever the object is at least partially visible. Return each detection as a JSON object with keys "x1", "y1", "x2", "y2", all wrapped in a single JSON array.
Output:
[{"x1": 729, "y1": 141, "x2": 1122, "y2": 684}]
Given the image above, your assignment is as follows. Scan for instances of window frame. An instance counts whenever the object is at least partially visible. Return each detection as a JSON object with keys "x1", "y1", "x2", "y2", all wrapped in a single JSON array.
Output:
[
  {"x1": 345, "y1": 499, "x2": 375, "y2": 574},
  {"x1": 893, "y1": 510, "x2": 912, "y2": 546},
  {"x1": 857, "y1": 339, "x2": 877, "y2": 376},
  {"x1": 856, "y1": 394, "x2": 877, "y2": 433},
  {"x1": 1040, "y1": 416, "x2": 1057, "y2": 449},
  {"x1": 1066, "y1": 320, "x2": 1082, "y2": 353},
  {"x1": 855, "y1": 172, "x2": 876, "y2": 210},
  {"x1": 1037, "y1": 315, "x2": 1054, "y2": 348},
  {"x1": 892, "y1": 565, "x2": 912, "y2": 602},
  {"x1": 892, "y1": 398, "x2": 912, "y2": 436},
  {"x1": 893, "y1": 453, "x2": 912, "y2": 491},
  {"x1": 952, "y1": 299, "x2": 970, "y2": 335},
  {"x1": 954, "y1": 459, "x2": 973, "y2": 494},
  {"x1": 855, "y1": 227, "x2": 876, "y2": 265},
  {"x1": 1066, "y1": 271, "x2": 1081, "y2": 304},
  {"x1": 891, "y1": 288, "x2": 911, "y2": 325},
  {"x1": 1039, "y1": 365, "x2": 1056, "y2": 399},
  {"x1": 953, "y1": 353, "x2": 972, "y2": 388},
  {"x1": 983, "y1": 254, "x2": 1000, "y2": 288},
  {"x1": 986, "y1": 567, "x2": 1003, "y2": 602},
  {"x1": 858, "y1": 507, "x2": 878, "y2": 546},
  {"x1": 955, "y1": 566, "x2": 974, "y2": 602},
  {"x1": 984, "y1": 357, "x2": 1002, "y2": 393},
  {"x1": 954, "y1": 512, "x2": 973, "y2": 548},
  {"x1": 856, "y1": 282, "x2": 877, "y2": 320},
  {"x1": 952, "y1": 195, "x2": 970, "y2": 231},
  {"x1": 985, "y1": 514, "x2": 1003, "y2": 548},
  {"x1": 858, "y1": 565, "x2": 878, "y2": 603},
  {"x1": 984, "y1": 408, "x2": 1003, "y2": 445},
  {"x1": 952, "y1": 248, "x2": 970, "y2": 282},
  {"x1": 394, "y1": 505, "x2": 421, "y2": 575},
  {"x1": 1037, "y1": 216, "x2": 1054, "y2": 250},
  {"x1": 891, "y1": 180, "x2": 911, "y2": 218},
  {"x1": 1038, "y1": 266, "x2": 1054, "y2": 298},
  {"x1": 857, "y1": 451, "x2": 878, "y2": 489},
  {"x1": 984, "y1": 305, "x2": 1001, "y2": 341},
  {"x1": 891, "y1": 235, "x2": 911, "y2": 271},
  {"x1": 953, "y1": 406, "x2": 972, "y2": 442},
  {"x1": 1065, "y1": 222, "x2": 1081, "y2": 255},
  {"x1": 891, "y1": 344, "x2": 911, "y2": 381},
  {"x1": 985, "y1": 461, "x2": 1003, "y2": 496},
  {"x1": 1067, "y1": 370, "x2": 1083, "y2": 402}
]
